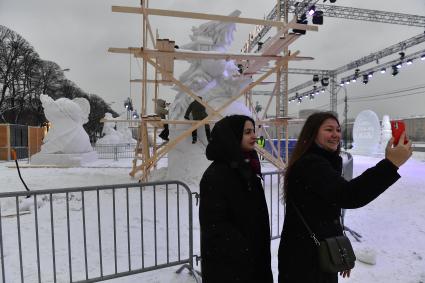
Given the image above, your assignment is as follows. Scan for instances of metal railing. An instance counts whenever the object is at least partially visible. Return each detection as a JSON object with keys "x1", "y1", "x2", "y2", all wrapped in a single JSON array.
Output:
[
  {"x1": 0, "y1": 181, "x2": 198, "y2": 283},
  {"x1": 262, "y1": 171, "x2": 285, "y2": 240},
  {"x1": 93, "y1": 144, "x2": 137, "y2": 161}
]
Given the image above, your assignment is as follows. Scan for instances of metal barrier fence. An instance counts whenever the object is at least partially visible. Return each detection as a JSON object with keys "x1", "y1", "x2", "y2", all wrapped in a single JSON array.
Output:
[
  {"x1": 92, "y1": 144, "x2": 137, "y2": 161},
  {"x1": 0, "y1": 181, "x2": 198, "y2": 283},
  {"x1": 262, "y1": 171, "x2": 285, "y2": 240}
]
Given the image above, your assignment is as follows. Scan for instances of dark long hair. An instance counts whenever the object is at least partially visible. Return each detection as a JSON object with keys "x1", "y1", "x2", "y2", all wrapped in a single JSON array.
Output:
[{"x1": 283, "y1": 111, "x2": 341, "y2": 199}]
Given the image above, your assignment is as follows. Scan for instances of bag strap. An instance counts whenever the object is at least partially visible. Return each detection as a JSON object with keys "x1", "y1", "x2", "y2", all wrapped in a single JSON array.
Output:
[{"x1": 289, "y1": 199, "x2": 321, "y2": 246}]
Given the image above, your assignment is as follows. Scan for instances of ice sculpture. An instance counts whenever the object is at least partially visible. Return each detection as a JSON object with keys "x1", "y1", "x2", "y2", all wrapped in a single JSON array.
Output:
[{"x1": 352, "y1": 110, "x2": 381, "y2": 155}]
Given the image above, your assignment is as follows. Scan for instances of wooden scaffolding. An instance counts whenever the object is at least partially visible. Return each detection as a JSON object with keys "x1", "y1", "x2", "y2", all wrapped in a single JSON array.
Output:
[{"x1": 107, "y1": 1, "x2": 318, "y2": 181}]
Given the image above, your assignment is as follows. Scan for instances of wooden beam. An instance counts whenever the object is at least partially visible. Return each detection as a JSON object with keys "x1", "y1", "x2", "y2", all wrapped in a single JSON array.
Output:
[
  {"x1": 111, "y1": 6, "x2": 319, "y2": 30},
  {"x1": 109, "y1": 47, "x2": 290, "y2": 61},
  {"x1": 130, "y1": 79, "x2": 173, "y2": 84},
  {"x1": 140, "y1": 48, "x2": 288, "y2": 61}
]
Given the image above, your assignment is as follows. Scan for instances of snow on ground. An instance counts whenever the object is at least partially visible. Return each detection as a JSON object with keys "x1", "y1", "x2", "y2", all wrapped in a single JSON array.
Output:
[{"x1": 0, "y1": 152, "x2": 424, "y2": 282}]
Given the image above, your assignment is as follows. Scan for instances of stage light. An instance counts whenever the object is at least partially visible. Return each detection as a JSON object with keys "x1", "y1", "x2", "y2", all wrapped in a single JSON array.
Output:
[
  {"x1": 368, "y1": 72, "x2": 374, "y2": 78},
  {"x1": 345, "y1": 80, "x2": 350, "y2": 85},
  {"x1": 309, "y1": 93, "x2": 315, "y2": 100},
  {"x1": 321, "y1": 77, "x2": 329, "y2": 86},
  {"x1": 380, "y1": 68, "x2": 386, "y2": 74},
  {"x1": 312, "y1": 11, "x2": 323, "y2": 25},
  {"x1": 340, "y1": 80, "x2": 344, "y2": 86},
  {"x1": 396, "y1": 62, "x2": 402, "y2": 69},
  {"x1": 351, "y1": 77, "x2": 356, "y2": 83},
  {"x1": 308, "y1": 5, "x2": 316, "y2": 16},
  {"x1": 362, "y1": 74, "x2": 368, "y2": 84},
  {"x1": 406, "y1": 59, "x2": 413, "y2": 65},
  {"x1": 293, "y1": 14, "x2": 308, "y2": 34},
  {"x1": 321, "y1": 89, "x2": 325, "y2": 93},
  {"x1": 392, "y1": 65, "x2": 399, "y2": 76},
  {"x1": 421, "y1": 54, "x2": 425, "y2": 61}
]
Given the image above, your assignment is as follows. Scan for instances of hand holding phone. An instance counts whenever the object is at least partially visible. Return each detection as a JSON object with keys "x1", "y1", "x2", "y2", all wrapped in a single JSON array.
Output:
[{"x1": 390, "y1": 120, "x2": 408, "y2": 146}]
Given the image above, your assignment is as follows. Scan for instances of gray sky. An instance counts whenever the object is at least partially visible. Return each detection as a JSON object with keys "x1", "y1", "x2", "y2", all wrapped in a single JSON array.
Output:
[{"x1": 1, "y1": 0, "x2": 424, "y2": 120}]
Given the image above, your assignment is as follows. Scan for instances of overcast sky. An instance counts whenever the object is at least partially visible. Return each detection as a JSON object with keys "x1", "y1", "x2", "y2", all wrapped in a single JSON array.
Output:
[{"x1": 1, "y1": 0, "x2": 425, "y2": 120}]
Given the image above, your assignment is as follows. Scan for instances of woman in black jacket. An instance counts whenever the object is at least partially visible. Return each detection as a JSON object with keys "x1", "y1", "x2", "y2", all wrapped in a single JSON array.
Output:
[
  {"x1": 278, "y1": 111, "x2": 412, "y2": 283},
  {"x1": 200, "y1": 115, "x2": 273, "y2": 283}
]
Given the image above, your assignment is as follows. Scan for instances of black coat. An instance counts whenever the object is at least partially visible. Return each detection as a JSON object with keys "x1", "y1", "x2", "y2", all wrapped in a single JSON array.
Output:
[
  {"x1": 199, "y1": 117, "x2": 273, "y2": 283},
  {"x1": 184, "y1": 100, "x2": 208, "y2": 120},
  {"x1": 278, "y1": 144, "x2": 400, "y2": 283}
]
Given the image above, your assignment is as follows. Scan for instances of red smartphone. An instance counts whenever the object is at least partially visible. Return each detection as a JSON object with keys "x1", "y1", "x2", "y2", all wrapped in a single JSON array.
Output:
[{"x1": 390, "y1": 120, "x2": 408, "y2": 145}]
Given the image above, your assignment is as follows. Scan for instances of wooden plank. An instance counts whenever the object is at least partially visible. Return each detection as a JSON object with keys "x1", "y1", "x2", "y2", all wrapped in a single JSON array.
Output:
[
  {"x1": 141, "y1": 49, "x2": 288, "y2": 61},
  {"x1": 112, "y1": 6, "x2": 318, "y2": 30},
  {"x1": 130, "y1": 79, "x2": 173, "y2": 84},
  {"x1": 108, "y1": 47, "x2": 311, "y2": 63}
]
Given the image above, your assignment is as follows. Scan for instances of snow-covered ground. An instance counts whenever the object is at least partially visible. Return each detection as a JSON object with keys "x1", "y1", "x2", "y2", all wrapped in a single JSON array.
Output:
[{"x1": 0, "y1": 152, "x2": 424, "y2": 282}]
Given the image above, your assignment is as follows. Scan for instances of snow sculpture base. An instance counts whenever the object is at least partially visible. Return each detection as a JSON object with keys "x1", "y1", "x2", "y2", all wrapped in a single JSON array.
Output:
[
  {"x1": 31, "y1": 151, "x2": 98, "y2": 167},
  {"x1": 166, "y1": 127, "x2": 210, "y2": 186}
]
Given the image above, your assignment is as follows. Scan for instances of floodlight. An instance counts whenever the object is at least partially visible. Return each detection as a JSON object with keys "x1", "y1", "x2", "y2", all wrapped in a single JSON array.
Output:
[
  {"x1": 340, "y1": 80, "x2": 344, "y2": 86},
  {"x1": 321, "y1": 77, "x2": 329, "y2": 86},
  {"x1": 308, "y1": 5, "x2": 316, "y2": 16},
  {"x1": 406, "y1": 59, "x2": 413, "y2": 65},
  {"x1": 392, "y1": 65, "x2": 399, "y2": 76},
  {"x1": 312, "y1": 11, "x2": 323, "y2": 25},
  {"x1": 380, "y1": 68, "x2": 386, "y2": 74},
  {"x1": 293, "y1": 14, "x2": 308, "y2": 34},
  {"x1": 396, "y1": 62, "x2": 402, "y2": 69},
  {"x1": 368, "y1": 72, "x2": 374, "y2": 78}
]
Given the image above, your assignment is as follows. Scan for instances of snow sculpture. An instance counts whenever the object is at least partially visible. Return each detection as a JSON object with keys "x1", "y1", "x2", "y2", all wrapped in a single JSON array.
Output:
[
  {"x1": 31, "y1": 94, "x2": 97, "y2": 166},
  {"x1": 97, "y1": 113, "x2": 137, "y2": 145},
  {"x1": 352, "y1": 110, "x2": 381, "y2": 155},
  {"x1": 378, "y1": 115, "x2": 392, "y2": 153},
  {"x1": 164, "y1": 10, "x2": 252, "y2": 184}
]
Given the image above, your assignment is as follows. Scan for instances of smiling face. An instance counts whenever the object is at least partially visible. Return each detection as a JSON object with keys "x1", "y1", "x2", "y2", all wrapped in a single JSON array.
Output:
[
  {"x1": 315, "y1": 118, "x2": 341, "y2": 152},
  {"x1": 241, "y1": 120, "x2": 257, "y2": 152}
]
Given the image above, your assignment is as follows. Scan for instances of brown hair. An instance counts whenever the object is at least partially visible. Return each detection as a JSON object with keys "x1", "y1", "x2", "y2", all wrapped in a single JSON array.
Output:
[{"x1": 283, "y1": 111, "x2": 340, "y2": 199}]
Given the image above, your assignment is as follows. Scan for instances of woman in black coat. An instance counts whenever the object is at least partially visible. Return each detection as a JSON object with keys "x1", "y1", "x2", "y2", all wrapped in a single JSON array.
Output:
[
  {"x1": 278, "y1": 111, "x2": 412, "y2": 283},
  {"x1": 200, "y1": 115, "x2": 273, "y2": 283}
]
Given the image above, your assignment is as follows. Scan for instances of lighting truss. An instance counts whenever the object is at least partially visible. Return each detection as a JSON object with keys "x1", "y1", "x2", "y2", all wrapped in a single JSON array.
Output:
[
  {"x1": 339, "y1": 48, "x2": 425, "y2": 83},
  {"x1": 242, "y1": 1, "x2": 425, "y2": 53}
]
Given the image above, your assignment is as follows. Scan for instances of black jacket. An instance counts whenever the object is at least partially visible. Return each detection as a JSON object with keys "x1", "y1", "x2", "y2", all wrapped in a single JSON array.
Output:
[
  {"x1": 184, "y1": 100, "x2": 208, "y2": 120},
  {"x1": 278, "y1": 144, "x2": 400, "y2": 283},
  {"x1": 199, "y1": 117, "x2": 273, "y2": 283}
]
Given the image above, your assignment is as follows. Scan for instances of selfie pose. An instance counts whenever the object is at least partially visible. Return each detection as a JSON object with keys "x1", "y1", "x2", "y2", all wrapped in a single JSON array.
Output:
[
  {"x1": 200, "y1": 115, "x2": 273, "y2": 283},
  {"x1": 278, "y1": 111, "x2": 412, "y2": 283}
]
